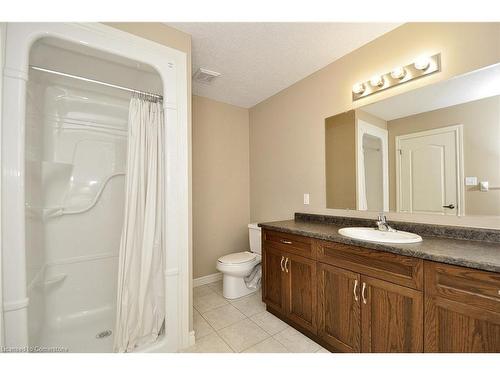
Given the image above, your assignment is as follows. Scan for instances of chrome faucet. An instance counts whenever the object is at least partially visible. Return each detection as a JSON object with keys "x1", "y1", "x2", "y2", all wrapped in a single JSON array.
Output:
[{"x1": 376, "y1": 213, "x2": 395, "y2": 232}]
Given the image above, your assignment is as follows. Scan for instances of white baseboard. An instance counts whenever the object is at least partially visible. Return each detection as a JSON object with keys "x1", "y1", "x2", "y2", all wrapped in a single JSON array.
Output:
[{"x1": 193, "y1": 272, "x2": 222, "y2": 287}]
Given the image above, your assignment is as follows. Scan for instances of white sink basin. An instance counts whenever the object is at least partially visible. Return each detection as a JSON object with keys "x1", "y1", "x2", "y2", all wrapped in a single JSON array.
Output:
[{"x1": 338, "y1": 227, "x2": 422, "y2": 244}]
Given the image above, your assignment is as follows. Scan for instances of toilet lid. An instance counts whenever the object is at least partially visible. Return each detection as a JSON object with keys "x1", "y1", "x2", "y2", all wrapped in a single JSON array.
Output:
[{"x1": 218, "y1": 251, "x2": 256, "y2": 265}]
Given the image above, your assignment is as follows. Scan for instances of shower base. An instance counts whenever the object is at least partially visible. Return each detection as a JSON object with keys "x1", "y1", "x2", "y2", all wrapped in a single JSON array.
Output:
[{"x1": 38, "y1": 307, "x2": 114, "y2": 353}]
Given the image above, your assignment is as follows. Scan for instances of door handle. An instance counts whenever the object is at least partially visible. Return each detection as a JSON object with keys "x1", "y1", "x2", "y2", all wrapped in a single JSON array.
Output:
[
  {"x1": 284, "y1": 257, "x2": 289, "y2": 273},
  {"x1": 353, "y1": 279, "x2": 359, "y2": 302},
  {"x1": 280, "y1": 239, "x2": 292, "y2": 245},
  {"x1": 280, "y1": 256, "x2": 284, "y2": 272},
  {"x1": 442, "y1": 204, "x2": 455, "y2": 209},
  {"x1": 361, "y1": 282, "x2": 367, "y2": 304}
]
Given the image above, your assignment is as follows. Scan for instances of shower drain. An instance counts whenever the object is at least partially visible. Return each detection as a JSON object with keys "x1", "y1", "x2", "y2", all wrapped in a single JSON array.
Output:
[{"x1": 96, "y1": 329, "x2": 112, "y2": 339}]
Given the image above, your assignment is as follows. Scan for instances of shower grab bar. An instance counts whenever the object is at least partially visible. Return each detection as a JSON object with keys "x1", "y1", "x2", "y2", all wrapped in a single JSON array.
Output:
[
  {"x1": 44, "y1": 172, "x2": 125, "y2": 220},
  {"x1": 44, "y1": 274, "x2": 67, "y2": 287}
]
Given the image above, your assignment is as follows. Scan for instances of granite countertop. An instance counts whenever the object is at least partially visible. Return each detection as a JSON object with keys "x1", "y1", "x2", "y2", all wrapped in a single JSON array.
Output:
[{"x1": 258, "y1": 219, "x2": 500, "y2": 273}]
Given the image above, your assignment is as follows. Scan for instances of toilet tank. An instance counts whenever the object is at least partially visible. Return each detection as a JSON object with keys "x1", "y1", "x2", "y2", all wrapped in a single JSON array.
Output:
[{"x1": 248, "y1": 223, "x2": 262, "y2": 255}]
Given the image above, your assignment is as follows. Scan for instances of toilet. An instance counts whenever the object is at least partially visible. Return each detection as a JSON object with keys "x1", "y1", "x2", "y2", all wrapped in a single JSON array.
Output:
[{"x1": 216, "y1": 223, "x2": 262, "y2": 299}]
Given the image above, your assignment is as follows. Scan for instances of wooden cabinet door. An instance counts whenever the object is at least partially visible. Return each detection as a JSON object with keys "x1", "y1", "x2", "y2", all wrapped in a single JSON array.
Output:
[
  {"x1": 424, "y1": 261, "x2": 500, "y2": 352},
  {"x1": 317, "y1": 263, "x2": 361, "y2": 352},
  {"x1": 361, "y1": 275, "x2": 423, "y2": 352},
  {"x1": 262, "y1": 245, "x2": 286, "y2": 314},
  {"x1": 285, "y1": 252, "x2": 317, "y2": 334},
  {"x1": 424, "y1": 296, "x2": 500, "y2": 352}
]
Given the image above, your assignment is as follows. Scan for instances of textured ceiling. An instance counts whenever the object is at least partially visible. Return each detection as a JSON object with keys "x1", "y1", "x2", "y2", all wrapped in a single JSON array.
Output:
[{"x1": 168, "y1": 22, "x2": 401, "y2": 108}]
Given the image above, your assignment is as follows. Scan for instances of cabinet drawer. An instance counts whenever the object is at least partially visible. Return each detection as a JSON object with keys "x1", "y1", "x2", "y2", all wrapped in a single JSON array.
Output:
[
  {"x1": 263, "y1": 230, "x2": 314, "y2": 259},
  {"x1": 316, "y1": 240, "x2": 423, "y2": 290},
  {"x1": 425, "y1": 261, "x2": 500, "y2": 313}
]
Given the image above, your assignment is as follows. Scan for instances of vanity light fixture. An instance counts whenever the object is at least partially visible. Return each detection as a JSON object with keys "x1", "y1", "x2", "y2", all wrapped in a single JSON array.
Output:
[
  {"x1": 390, "y1": 66, "x2": 406, "y2": 80},
  {"x1": 352, "y1": 82, "x2": 365, "y2": 95},
  {"x1": 370, "y1": 75, "x2": 384, "y2": 88},
  {"x1": 414, "y1": 56, "x2": 431, "y2": 71},
  {"x1": 352, "y1": 53, "x2": 441, "y2": 101}
]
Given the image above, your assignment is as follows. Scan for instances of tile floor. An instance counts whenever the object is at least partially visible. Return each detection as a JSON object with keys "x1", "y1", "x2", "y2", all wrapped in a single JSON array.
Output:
[{"x1": 181, "y1": 280, "x2": 330, "y2": 353}]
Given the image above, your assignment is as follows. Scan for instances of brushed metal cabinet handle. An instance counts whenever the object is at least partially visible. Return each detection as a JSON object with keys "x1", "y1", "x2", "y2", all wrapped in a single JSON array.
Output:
[
  {"x1": 284, "y1": 257, "x2": 289, "y2": 273},
  {"x1": 353, "y1": 279, "x2": 359, "y2": 302},
  {"x1": 280, "y1": 239, "x2": 292, "y2": 245},
  {"x1": 280, "y1": 256, "x2": 284, "y2": 272},
  {"x1": 361, "y1": 282, "x2": 367, "y2": 304}
]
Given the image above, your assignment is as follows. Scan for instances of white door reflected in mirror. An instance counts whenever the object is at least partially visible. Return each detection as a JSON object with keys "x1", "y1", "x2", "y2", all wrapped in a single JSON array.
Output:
[{"x1": 396, "y1": 124, "x2": 463, "y2": 216}]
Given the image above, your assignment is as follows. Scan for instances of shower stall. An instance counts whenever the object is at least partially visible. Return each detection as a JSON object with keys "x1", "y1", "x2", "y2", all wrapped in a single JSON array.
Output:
[
  {"x1": 1, "y1": 23, "x2": 190, "y2": 352},
  {"x1": 356, "y1": 119, "x2": 389, "y2": 212}
]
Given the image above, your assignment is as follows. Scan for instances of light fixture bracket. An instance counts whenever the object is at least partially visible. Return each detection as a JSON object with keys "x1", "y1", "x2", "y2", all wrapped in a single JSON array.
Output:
[{"x1": 352, "y1": 53, "x2": 441, "y2": 101}]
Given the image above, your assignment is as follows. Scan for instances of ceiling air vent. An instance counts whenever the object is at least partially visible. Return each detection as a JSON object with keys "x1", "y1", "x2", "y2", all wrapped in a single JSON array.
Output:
[{"x1": 193, "y1": 68, "x2": 221, "y2": 85}]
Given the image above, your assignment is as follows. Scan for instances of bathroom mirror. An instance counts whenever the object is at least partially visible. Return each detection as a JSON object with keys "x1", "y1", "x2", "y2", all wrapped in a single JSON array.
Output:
[{"x1": 325, "y1": 62, "x2": 500, "y2": 216}]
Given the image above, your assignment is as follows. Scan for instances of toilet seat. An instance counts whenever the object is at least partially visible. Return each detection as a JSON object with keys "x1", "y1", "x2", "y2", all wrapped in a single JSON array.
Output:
[{"x1": 218, "y1": 251, "x2": 257, "y2": 265}]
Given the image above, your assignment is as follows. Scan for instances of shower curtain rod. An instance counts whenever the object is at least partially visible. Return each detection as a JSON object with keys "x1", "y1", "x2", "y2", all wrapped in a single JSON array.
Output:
[{"x1": 30, "y1": 66, "x2": 163, "y2": 100}]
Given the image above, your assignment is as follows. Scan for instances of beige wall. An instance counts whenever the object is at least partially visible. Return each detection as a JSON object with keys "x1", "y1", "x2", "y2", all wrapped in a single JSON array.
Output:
[
  {"x1": 325, "y1": 111, "x2": 356, "y2": 209},
  {"x1": 387, "y1": 95, "x2": 500, "y2": 215},
  {"x1": 356, "y1": 109, "x2": 388, "y2": 130},
  {"x1": 192, "y1": 95, "x2": 250, "y2": 278},
  {"x1": 104, "y1": 22, "x2": 191, "y2": 57},
  {"x1": 249, "y1": 23, "x2": 500, "y2": 228}
]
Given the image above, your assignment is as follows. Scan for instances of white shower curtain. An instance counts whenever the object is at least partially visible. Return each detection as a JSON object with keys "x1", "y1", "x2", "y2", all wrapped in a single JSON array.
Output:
[{"x1": 114, "y1": 96, "x2": 165, "y2": 352}]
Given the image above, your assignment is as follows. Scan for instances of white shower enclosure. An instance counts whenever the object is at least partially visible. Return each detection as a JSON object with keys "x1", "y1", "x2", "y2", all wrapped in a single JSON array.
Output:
[
  {"x1": 356, "y1": 119, "x2": 389, "y2": 212},
  {"x1": 1, "y1": 23, "x2": 190, "y2": 352}
]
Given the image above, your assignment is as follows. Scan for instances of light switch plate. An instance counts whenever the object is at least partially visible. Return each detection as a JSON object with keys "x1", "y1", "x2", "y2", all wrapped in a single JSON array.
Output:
[
  {"x1": 465, "y1": 176, "x2": 477, "y2": 186},
  {"x1": 303, "y1": 193, "x2": 310, "y2": 205}
]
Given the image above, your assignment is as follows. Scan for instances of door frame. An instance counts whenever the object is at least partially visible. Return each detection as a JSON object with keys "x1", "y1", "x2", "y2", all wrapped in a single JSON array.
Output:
[
  {"x1": 356, "y1": 119, "x2": 389, "y2": 212},
  {"x1": 0, "y1": 22, "x2": 5, "y2": 347},
  {"x1": 395, "y1": 124, "x2": 465, "y2": 216}
]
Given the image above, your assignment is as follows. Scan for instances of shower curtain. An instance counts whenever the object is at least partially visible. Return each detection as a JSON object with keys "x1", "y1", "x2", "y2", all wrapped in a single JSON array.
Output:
[{"x1": 114, "y1": 96, "x2": 165, "y2": 352}]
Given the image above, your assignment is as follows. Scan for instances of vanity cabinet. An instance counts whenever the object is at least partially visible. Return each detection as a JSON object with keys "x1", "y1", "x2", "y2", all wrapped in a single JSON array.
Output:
[
  {"x1": 286, "y1": 252, "x2": 317, "y2": 334},
  {"x1": 316, "y1": 240, "x2": 423, "y2": 352},
  {"x1": 262, "y1": 231, "x2": 317, "y2": 334},
  {"x1": 262, "y1": 245, "x2": 287, "y2": 313},
  {"x1": 360, "y1": 275, "x2": 423, "y2": 352},
  {"x1": 317, "y1": 263, "x2": 361, "y2": 352},
  {"x1": 424, "y1": 262, "x2": 500, "y2": 352},
  {"x1": 262, "y1": 228, "x2": 500, "y2": 353}
]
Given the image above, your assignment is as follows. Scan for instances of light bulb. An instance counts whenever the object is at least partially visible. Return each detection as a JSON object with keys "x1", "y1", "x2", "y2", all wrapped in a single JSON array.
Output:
[
  {"x1": 370, "y1": 75, "x2": 384, "y2": 88},
  {"x1": 414, "y1": 56, "x2": 431, "y2": 71},
  {"x1": 390, "y1": 66, "x2": 406, "y2": 80},
  {"x1": 352, "y1": 82, "x2": 365, "y2": 95}
]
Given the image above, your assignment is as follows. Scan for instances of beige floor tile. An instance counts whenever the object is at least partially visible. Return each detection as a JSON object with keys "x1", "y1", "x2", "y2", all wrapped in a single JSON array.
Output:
[
  {"x1": 250, "y1": 311, "x2": 289, "y2": 335},
  {"x1": 218, "y1": 319, "x2": 269, "y2": 352},
  {"x1": 230, "y1": 292, "x2": 266, "y2": 317},
  {"x1": 194, "y1": 291, "x2": 228, "y2": 313},
  {"x1": 273, "y1": 326, "x2": 321, "y2": 353},
  {"x1": 207, "y1": 280, "x2": 223, "y2": 295},
  {"x1": 181, "y1": 332, "x2": 233, "y2": 353},
  {"x1": 315, "y1": 347, "x2": 331, "y2": 353},
  {"x1": 193, "y1": 309, "x2": 215, "y2": 339},
  {"x1": 243, "y1": 337, "x2": 289, "y2": 353},
  {"x1": 193, "y1": 285, "x2": 214, "y2": 298},
  {"x1": 202, "y1": 304, "x2": 246, "y2": 330}
]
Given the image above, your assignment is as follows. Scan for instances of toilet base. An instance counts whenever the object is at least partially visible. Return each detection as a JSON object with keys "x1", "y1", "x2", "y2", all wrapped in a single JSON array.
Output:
[{"x1": 222, "y1": 274, "x2": 259, "y2": 300}]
